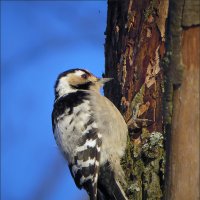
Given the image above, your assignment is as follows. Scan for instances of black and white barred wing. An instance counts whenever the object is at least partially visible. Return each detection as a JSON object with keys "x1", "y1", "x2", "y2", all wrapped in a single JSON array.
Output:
[
  {"x1": 52, "y1": 91, "x2": 102, "y2": 200},
  {"x1": 69, "y1": 126, "x2": 102, "y2": 200},
  {"x1": 89, "y1": 91, "x2": 128, "y2": 162},
  {"x1": 89, "y1": 91, "x2": 128, "y2": 200}
]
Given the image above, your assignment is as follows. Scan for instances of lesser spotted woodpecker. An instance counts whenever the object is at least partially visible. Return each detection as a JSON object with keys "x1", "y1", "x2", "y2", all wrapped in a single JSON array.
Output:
[{"x1": 52, "y1": 69, "x2": 128, "y2": 200}]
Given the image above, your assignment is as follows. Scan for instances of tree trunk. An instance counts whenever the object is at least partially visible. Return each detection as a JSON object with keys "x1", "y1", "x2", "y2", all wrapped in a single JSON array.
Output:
[
  {"x1": 104, "y1": 0, "x2": 168, "y2": 199},
  {"x1": 165, "y1": 0, "x2": 200, "y2": 199},
  {"x1": 104, "y1": 0, "x2": 199, "y2": 199}
]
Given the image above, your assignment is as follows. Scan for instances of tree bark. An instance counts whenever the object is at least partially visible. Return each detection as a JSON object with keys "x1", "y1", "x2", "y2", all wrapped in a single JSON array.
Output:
[
  {"x1": 104, "y1": 0, "x2": 168, "y2": 199},
  {"x1": 165, "y1": 0, "x2": 200, "y2": 199},
  {"x1": 104, "y1": 0, "x2": 199, "y2": 199},
  {"x1": 166, "y1": 27, "x2": 200, "y2": 200}
]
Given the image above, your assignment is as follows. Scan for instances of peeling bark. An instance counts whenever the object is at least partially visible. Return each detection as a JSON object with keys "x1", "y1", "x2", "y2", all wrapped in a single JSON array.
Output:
[
  {"x1": 104, "y1": 0, "x2": 199, "y2": 199},
  {"x1": 104, "y1": 0, "x2": 168, "y2": 199}
]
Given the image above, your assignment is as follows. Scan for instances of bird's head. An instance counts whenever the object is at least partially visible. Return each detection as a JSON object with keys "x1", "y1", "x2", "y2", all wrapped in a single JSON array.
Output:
[{"x1": 54, "y1": 68, "x2": 112, "y2": 99}]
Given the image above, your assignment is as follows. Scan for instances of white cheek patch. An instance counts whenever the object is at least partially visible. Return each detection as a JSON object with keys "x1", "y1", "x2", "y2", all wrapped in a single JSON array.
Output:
[{"x1": 57, "y1": 77, "x2": 77, "y2": 96}]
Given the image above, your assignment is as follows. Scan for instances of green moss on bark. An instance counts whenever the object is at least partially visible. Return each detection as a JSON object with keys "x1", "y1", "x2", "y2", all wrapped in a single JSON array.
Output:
[{"x1": 122, "y1": 130, "x2": 165, "y2": 200}]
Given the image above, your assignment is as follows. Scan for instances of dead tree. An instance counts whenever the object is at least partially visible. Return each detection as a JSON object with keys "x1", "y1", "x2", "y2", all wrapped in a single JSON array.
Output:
[{"x1": 104, "y1": 0, "x2": 199, "y2": 199}]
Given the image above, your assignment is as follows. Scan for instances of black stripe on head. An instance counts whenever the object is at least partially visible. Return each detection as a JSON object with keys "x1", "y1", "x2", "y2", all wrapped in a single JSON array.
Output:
[
  {"x1": 70, "y1": 81, "x2": 95, "y2": 90},
  {"x1": 54, "y1": 68, "x2": 92, "y2": 94}
]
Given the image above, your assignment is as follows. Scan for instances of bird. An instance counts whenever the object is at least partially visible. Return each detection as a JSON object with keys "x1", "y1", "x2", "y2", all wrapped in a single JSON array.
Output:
[{"x1": 52, "y1": 68, "x2": 128, "y2": 200}]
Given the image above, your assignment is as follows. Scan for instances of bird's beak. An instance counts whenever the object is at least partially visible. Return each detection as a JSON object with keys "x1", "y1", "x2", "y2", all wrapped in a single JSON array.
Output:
[{"x1": 97, "y1": 78, "x2": 113, "y2": 84}]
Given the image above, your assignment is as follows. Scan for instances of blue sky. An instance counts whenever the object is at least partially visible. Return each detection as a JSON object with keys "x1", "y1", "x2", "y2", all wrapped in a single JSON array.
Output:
[{"x1": 1, "y1": 1, "x2": 107, "y2": 200}]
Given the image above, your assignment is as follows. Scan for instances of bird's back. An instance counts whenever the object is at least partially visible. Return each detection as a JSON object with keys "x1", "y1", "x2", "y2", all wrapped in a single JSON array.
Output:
[{"x1": 88, "y1": 90, "x2": 128, "y2": 165}]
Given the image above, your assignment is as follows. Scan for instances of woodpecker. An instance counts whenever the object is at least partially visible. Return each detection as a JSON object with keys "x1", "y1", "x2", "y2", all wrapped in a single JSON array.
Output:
[{"x1": 52, "y1": 69, "x2": 128, "y2": 200}]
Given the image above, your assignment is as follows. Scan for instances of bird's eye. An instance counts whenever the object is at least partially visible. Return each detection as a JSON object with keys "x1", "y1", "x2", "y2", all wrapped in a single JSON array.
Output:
[{"x1": 81, "y1": 74, "x2": 88, "y2": 79}]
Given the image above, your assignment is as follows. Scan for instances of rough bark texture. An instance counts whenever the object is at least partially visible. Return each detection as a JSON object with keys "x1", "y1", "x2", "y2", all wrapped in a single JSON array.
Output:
[
  {"x1": 104, "y1": 0, "x2": 168, "y2": 199},
  {"x1": 166, "y1": 26, "x2": 200, "y2": 200},
  {"x1": 165, "y1": 0, "x2": 200, "y2": 199},
  {"x1": 104, "y1": 0, "x2": 199, "y2": 199}
]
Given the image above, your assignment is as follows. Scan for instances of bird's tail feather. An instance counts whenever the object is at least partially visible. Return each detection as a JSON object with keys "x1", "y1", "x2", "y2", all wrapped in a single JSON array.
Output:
[
  {"x1": 96, "y1": 162, "x2": 128, "y2": 200},
  {"x1": 97, "y1": 178, "x2": 128, "y2": 200}
]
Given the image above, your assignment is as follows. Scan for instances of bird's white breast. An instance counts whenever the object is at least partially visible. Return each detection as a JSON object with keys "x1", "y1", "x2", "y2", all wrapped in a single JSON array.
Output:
[{"x1": 55, "y1": 99, "x2": 92, "y2": 163}]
